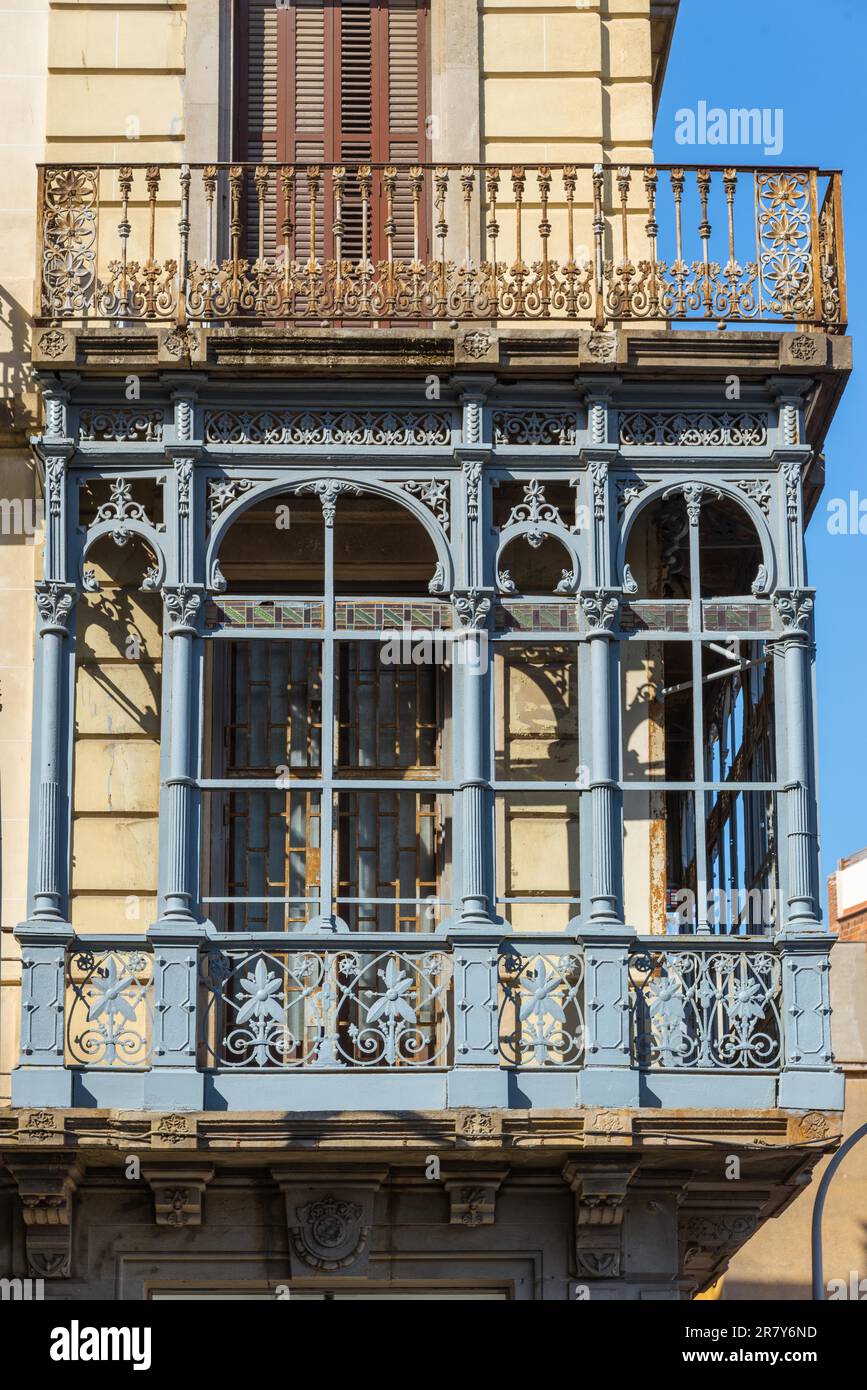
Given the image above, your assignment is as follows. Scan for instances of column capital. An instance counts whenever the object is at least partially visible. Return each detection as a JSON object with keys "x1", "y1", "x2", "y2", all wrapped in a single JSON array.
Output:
[
  {"x1": 34, "y1": 581, "x2": 77, "y2": 635},
  {"x1": 162, "y1": 582, "x2": 203, "y2": 635}
]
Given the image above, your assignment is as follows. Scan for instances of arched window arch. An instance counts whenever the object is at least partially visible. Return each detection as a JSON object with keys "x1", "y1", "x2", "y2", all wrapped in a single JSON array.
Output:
[
  {"x1": 621, "y1": 484, "x2": 779, "y2": 936},
  {"x1": 201, "y1": 484, "x2": 453, "y2": 937}
]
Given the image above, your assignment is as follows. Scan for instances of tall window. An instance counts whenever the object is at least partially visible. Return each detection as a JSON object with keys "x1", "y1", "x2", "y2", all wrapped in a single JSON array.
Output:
[
  {"x1": 201, "y1": 491, "x2": 453, "y2": 933},
  {"x1": 621, "y1": 490, "x2": 779, "y2": 935}
]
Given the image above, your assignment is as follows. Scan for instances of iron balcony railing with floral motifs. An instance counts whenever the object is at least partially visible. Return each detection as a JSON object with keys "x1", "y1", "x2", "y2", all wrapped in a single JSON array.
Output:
[
  {"x1": 37, "y1": 163, "x2": 846, "y2": 330},
  {"x1": 61, "y1": 938, "x2": 789, "y2": 1076}
]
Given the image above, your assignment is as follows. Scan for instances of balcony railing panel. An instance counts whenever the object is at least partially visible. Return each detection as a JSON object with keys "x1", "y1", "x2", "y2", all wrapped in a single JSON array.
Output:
[
  {"x1": 37, "y1": 162, "x2": 846, "y2": 330},
  {"x1": 628, "y1": 939, "x2": 783, "y2": 1071}
]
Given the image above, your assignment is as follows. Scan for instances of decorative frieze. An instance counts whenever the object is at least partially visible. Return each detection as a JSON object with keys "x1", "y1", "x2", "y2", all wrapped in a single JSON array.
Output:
[
  {"x1": 619, "y1": 410, "x2": 767, "y2": 447},
  {"x1": 204, "y1": 408, "x2": 451, "y2": 447},
  {"x1": 78, "y1": 409, "x2": 164, "y2": 443},
  {"x1": 493, "y1": 410, "x2": 578, "y2": 446}
]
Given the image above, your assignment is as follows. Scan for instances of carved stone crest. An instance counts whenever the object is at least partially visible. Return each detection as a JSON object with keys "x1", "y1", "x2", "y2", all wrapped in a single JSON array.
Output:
[
  {"x1": 274, "y1": 1170, "x2": 385, "y2": 1277},
  {"x1": 291, "y1": 1194, "x2": 367, "y2": 1271}
]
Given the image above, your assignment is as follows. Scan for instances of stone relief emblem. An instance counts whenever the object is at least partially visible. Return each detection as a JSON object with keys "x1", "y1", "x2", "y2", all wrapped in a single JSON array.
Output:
[
  {"x1": 291, "y1": 1194, "x2": 368, "y2": 1271},
  {"x1": 461, "y1": 330, "x2": 494, "y2": 359}
]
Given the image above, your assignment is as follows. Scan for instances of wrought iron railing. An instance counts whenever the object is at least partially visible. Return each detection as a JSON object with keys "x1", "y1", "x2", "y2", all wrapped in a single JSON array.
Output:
[
  {"x1": 56, "y1": 937, "x2": 792, "y2": 1077},
  {"x1": 37, "y1": 162, "x2": 846, "y2": 329},
  {"x1": 200, "y1": 942, "x2": 453, "y2": 1070},
  {"x1": 628, "y1": 939, "x2": 783, "y2": 1071}
]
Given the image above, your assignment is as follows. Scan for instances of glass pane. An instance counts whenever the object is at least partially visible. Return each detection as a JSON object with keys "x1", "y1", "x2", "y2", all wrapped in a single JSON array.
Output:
[
  {"x1": 201, "y1": 788, "x2": 321, "y2": 931},
  {"x1": 701, "y1": 641, "x2": 776, "y2": 782},
  {"x1": 494, "y1": 644, "x2": 579, "y2": 781},
  {"x1": 335, "y1": 641, "x2": 448, "y2": 777},
  {"x1": 621, "y1": 639, "x2": 694, "y2": 781},
  {"x1": 206, "y1": 640, "x2": 322, "y2": 777},
  {"x1": 705, "y1": 790, "x2": 779, "y2": 934},
  {"x1": 495, "y1": 792, "x2": 580, "y2": 932},
  {"x1": 623, "y1": 788, "x2": 697, "y2": 934},
  {"x1": 334, "y1": 790, "x2": 453, "y2": 931}
]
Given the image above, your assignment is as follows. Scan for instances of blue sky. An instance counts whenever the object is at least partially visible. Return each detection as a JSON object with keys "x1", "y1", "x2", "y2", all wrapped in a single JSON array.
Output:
[{"x1": 655, "y1": 0, "x2": 866, "y2": 897}]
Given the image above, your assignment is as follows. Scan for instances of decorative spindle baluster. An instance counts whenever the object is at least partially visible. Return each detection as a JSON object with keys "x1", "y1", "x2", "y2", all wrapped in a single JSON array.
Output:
[
  {"x1": 460, "y1": 165, "x2": 475, "y2": 313},
  {"x1": 332, "y1": 164, "x2": 345, "y2": 311},
  {"x1": 616, "y1": 165, "x2": 634, "y2": 316},
  {"x1": 511, "y1": 166, "x2": 527, "y2": 316},
  {"x1": 592, "y1": 163, "x2": 605, "y2": 328},
  {"x1": 434, "y1": 165, "x2": 449, "y2": 317},
  {"x1": 143, "y1": 165, "x2": 160, "y2": 317},
  {"x1": 383, "y1": 164, "x2": 397, "y2": 317},
  {"x1": 409, "y1": 164, "x2": 423, "y2": 316},
  {"x1": 305, "y1": 166, "x2": 321, "y2": 316},
  {"x1": 670, "y1": 167, "x2": 687, "y2": 317},
  {"x1": 644, "y1": 166, "x2": 660, "y2": 318},
  {"x1": 562, "y1": 164, "x2": 577, "y2": 317},
  {"x1": 358, "y1": 165, "x2": 372, "y2": 318},
  {"x1": 485, "y1": 168, "x2": 500, "y2": 314},
  {"x1": 537, "y1": 165, "x2": 552, "y2": 318},
  {"x1": 117, "y1": 165, "x2": 133, "y2": 320},
  {"x1": 254, "y1": 164, "x2": 268, "y2": 315},
  {"x1": 228, "y1": 164, "x2": 244, "y2": 317},
  {"x1": 697, "y1": 166, "x2": 713, "y2": 317},
  {"x1": 177, "y1": 163, "x2": 191, "y2": 324},
  {"x1": 281, "y1": 165, "x2": 294, "y2": 317}
]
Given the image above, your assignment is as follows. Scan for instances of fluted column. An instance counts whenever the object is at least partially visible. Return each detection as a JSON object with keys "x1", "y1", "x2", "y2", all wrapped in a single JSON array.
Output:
[
  {"x1": 772, "y1": 589, "x2": 841, "y2": 1108},
  {"x1": 161, "y1": 585, "x2": 201, "y2": 921},
  {"x1": 575, "y1": 588, "x2": 638, "y2": 1106},
  {"x1": 773, "y1": 590, "x2": 820, "y2": 931}
]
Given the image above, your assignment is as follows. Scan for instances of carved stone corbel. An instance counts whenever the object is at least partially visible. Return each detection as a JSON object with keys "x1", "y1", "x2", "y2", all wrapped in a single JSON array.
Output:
[
  {"x1": 679, "y1": 1206, "x2": 761, "y2": 1287},
  {"x1": 562, "y1": 1162, "x2": 636, "y2": 1280},
  {"x1": 444, "y1": 1169, "x2": 509, "y2": 1227},
  {"x1": 7, "y1": 1160, "x2": 83, "y2": 1279},
  {"x1": 142, "y1": 1166, "x2": 214, "y2": 1227},
  {"x1": 272, "y1": 1168, "x2": 387, "y2": 1278}
]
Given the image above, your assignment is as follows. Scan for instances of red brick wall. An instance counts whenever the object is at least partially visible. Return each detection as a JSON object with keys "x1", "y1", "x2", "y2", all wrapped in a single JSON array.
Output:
[{"x1": 828, "y1": 873, "x2": 867, "y2": 941}]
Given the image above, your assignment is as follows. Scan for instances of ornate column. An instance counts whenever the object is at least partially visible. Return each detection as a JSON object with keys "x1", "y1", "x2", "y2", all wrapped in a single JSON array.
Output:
[
  {"x1": 773, "y1": 588, "x2": 841, "y2": 1109},
  {"x1": 574, "y1": 588, "x2": 638, "y2": 1106},
  {"x1": 146, "y1": 386, "x2": 206, "y2": 1108},
  {"x1": 447, "y1": 382, "x2": 506, "y2": 1106},
  {"x1": 13, "y1": 383, "x2": 76, "y2": 1107}
]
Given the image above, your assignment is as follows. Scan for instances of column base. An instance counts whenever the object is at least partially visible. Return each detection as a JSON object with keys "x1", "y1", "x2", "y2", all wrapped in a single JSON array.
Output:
[
  {"x1": 579, "y1": 1067, "x2": 640, "y2": 1108},
  {"x1": 447, "y1": 1067, "x2": 509, "y2": 1108},
  {"x1": 143, "y1": 1069, "x2": 206, "y2": 1111},
  {"x1": 12, "y1": 1065, "x2": 74, "y2": 1108},
  {"x1": 778, "y1": 1067, "x2": 845, "y2": 1111}
]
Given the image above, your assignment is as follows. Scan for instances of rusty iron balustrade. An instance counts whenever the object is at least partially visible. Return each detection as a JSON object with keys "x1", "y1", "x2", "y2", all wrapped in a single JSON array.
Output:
[{"x1": 36, "y1": 162, "x2": 846, "y2": 330}]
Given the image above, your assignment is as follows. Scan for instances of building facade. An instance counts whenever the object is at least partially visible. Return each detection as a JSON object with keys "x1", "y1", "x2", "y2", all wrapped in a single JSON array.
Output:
[{"x1": 0, "y1": 0, "x2": 855, "y2": 1299}]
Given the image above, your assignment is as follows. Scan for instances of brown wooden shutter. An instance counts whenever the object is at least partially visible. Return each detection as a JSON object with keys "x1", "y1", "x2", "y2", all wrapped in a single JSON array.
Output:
[{"x1": 237, "y1": 1, "x2": 428, "y2": 267}]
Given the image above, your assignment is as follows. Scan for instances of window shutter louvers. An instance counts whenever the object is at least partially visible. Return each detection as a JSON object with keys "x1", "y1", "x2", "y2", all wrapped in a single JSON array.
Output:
[{"x1": 237, "y1": 1, "x2": 428, "y2": 276}]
